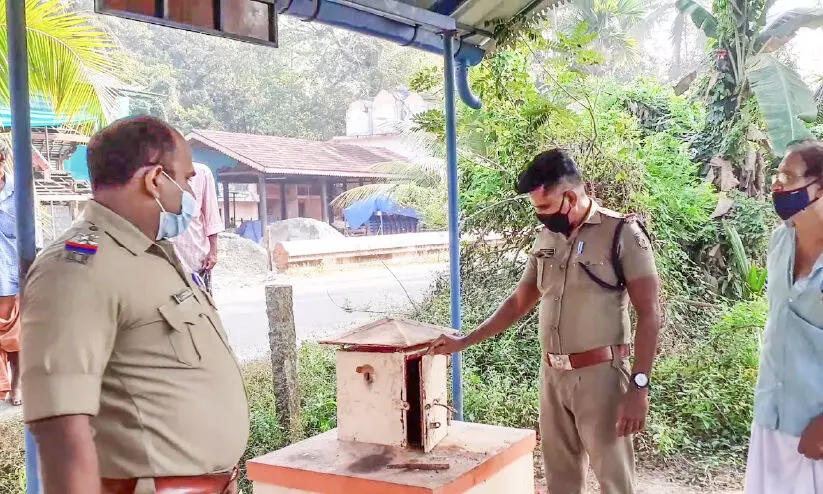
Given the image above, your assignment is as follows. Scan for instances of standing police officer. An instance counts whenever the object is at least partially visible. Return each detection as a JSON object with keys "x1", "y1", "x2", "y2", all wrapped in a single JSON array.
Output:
[
  {"x1": 429, "y1": 149, "x2": 662, "y2": 494},
  {"x1": 20, "y1": 116, "x2": 249, "y2": 494}
]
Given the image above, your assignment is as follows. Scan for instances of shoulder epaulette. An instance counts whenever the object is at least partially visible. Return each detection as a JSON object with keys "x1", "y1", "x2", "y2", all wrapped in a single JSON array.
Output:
[{"x1": 64, "y1": 224, "x2": 99, "y2": 265}]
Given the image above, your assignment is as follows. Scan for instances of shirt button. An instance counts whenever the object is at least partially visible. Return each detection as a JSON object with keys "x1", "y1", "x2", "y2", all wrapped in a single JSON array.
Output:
[
  {"x1": 552, "y1": 326, "x2": 559, "y2": 332},
  {"x1": 554, "y1": 296, "x2": 560, "y2": 301},
  {"x1": 560, "y1": 264, "x2": 566, "y2": 270}
]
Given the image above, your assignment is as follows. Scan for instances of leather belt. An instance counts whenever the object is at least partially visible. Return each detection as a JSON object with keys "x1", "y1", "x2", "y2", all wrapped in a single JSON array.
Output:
[
  {"x1": 101, "y1": 467, "x2": 238, "y2": 494},
  {"x1": 545, "y1": 344, "x2": 629, "y2": 370}
]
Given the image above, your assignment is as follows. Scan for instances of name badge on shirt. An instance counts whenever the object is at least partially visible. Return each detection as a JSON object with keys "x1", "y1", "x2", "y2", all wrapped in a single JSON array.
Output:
[
  {"x1": 172, "y1": 288, "x2": 194, "y2": 304},
  {"x1": 536, "y1": 248, "x2": 556, "y2": 259}
]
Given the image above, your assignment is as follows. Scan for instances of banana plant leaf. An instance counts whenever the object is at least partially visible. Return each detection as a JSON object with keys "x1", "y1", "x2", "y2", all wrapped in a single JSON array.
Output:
[
  {"x1": 756, "y1": 8, "x2": 823, "y2": 53},
  {"x1": 747, "y1": 54, "x2": 816, "y2": 156},
  {"x1": 675, "y1": 0, "x2": 717, "y2": 39}
]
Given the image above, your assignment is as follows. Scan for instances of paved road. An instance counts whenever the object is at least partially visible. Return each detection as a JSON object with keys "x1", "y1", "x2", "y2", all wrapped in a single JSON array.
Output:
[{"x1": 214, "y1": 263, "x2": 446, "y2": 361}]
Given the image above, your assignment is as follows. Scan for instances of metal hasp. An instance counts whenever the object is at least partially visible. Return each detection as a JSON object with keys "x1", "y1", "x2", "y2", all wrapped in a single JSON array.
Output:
[
  {"x1": 6, "y1": 0, "x2": 40, "y2": 492},
  {"x1": 275, "y1": 0, "x2": 484, "y2": 108},
  {"x1": 442, "y1": 33, "x2": 463, "y2": 421}
]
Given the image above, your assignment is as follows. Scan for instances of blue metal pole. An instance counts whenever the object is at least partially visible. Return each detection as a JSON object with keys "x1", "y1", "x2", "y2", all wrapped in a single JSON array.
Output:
[
  {"x1": 443, "y1": 33, "x2": 463, "y2": 421},
  {"x1": 24, "y1": 426, "x2": 40, "y2": 494},
  {"x1": 7, "y1": 1, "x2": 40, "y2": 493}
]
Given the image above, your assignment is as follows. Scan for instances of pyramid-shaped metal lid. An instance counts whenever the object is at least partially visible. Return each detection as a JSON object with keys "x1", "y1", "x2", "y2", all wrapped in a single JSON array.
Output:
[{"x1": 319, "y1": 317, "x2": 459, "y2": 351}]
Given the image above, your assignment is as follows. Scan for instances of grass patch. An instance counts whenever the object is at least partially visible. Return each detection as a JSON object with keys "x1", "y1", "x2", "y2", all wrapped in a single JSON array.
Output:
[
  {"x1": 238, "y1": 342, "x2": 337, "y2": 492},
  {"x1": 0, "y1": 419, "x2": 24, "y2": 494}
]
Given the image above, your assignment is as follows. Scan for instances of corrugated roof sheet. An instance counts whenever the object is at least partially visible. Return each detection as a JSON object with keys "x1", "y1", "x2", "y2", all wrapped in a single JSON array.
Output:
[{"x1": 186, "y1": 129, "x2": 406, "y2": 179}]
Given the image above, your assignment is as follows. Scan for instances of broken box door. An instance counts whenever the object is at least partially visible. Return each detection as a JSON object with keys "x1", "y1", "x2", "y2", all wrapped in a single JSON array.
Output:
[{"x1": 420, "y1": 354, "x2": 449, "y2": 452}]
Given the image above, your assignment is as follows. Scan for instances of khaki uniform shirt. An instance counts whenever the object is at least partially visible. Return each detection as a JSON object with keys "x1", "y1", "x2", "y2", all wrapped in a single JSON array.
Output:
[
  {"x1": 21, "y1": 201, "x2": 250, "y2": 479},
  {"x1": 522, "y1": 202, "x2": 657, "y2": 355}
]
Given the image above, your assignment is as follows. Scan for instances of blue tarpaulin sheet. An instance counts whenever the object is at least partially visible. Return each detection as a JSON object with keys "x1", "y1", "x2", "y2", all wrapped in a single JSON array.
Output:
[
  {"x1": 343, "y1": 196, "x2": 418, "y2": 230},
  {"x1": 237, "y1": 220, "x2": 263, "y2": 243},
  {"x1": 63, "y1": 145, "x2": 90, "y2": 182},
  {"x1": 0, "y1": 98, "x2": 96, "y2": 128},
  {"x1": 2, "y1": 99, "x2": 94, "y2": 183}
]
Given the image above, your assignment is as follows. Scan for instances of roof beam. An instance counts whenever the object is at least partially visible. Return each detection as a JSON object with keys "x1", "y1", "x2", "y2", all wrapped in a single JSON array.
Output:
[
  {"x1": 328, "y1": 0, "x2": 455, "y2": 32},
  {"x1": 431, "y1": 0, "x2": 469, "y2": 16}
]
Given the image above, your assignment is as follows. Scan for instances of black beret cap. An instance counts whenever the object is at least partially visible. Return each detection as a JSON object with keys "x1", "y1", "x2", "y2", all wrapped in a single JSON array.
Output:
[{"x1": 515, "y1": 149, "x2": 580, "y2": 194}]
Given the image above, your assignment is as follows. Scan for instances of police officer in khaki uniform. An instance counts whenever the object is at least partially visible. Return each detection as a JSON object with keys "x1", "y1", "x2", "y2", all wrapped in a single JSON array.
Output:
[
  {"x1": 429, "y1": 150, "x2": 661, "y2": 494},
  {"x1": 20, "y1": 116, "x2": 249, "y2": 494}
]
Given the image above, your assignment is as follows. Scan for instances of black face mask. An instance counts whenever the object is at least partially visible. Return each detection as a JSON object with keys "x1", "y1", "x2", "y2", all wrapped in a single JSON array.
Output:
[{"x1": 537, "y1": 196, "x2": 573, "y2": 236}]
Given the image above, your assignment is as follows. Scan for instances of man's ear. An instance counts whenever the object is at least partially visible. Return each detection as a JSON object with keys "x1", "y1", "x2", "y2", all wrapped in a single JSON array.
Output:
[
  {"x1": 143, "y1": 165, "x2": 164, "y2": 199},
  {"x1": 563, "y1": 191, "x2": 577, "y2": 212}
]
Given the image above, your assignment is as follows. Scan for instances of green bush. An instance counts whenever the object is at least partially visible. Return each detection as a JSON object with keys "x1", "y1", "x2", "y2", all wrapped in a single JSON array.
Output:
[
  {"x1": 646, "y1": 298, "x2": 766, "y2": 465},
  {"x1": 237, "y1": 343, "x2": 337, "y2": 493}
]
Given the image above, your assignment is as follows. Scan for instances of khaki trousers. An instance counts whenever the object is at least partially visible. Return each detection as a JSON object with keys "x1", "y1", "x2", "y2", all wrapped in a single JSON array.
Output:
[{"x1": 539, "y1": 356, "x2": 635, "y2": 494}]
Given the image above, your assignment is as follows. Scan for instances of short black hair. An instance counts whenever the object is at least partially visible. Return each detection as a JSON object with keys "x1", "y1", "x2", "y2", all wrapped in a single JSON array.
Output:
[
  {"x1": 515, "y1": 149, "x2": 582, "y2": 194},
  {"x1": 87, "y1": 116, "x2": 182, "y2": 189},
  {"x1": 787, "y1": 140, "x2": 823, "y2": 180}
]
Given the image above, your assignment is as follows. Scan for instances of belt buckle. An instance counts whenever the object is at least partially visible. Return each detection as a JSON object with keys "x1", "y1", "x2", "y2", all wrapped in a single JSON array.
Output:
[{"x1": 547, "y1": 353, "x2": 572, "y2": 370}]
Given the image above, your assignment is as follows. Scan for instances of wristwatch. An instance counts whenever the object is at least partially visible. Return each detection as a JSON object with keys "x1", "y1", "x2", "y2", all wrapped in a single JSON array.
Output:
[{"x1": 631, "y1": 372, "x2": 650, "y2": 390}]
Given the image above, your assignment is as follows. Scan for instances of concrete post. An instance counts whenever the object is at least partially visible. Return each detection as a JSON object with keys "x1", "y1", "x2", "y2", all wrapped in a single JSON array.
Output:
[
  {"x1": 222, "y1": 180, "x2": 231, "y2": 228},
  {"x1": 280, "y1": 182, "x2": 287, "y2": 220},
  {"x1": 258, "y1": 173, "x2": 270, "y2": 269},
  {"x1": 320, "y1": 178, "x2": 329, "y2": 223},
  {"x1": 266, "y1": 283, "x2": 302, "y2": 441}
]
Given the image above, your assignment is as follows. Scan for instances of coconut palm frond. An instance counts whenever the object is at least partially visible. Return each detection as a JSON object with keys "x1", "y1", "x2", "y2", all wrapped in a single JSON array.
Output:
[
  {"x1": 370, "y1": 160, "x2": 444, "y2": 187},
  {"x1": 0, "y1": 133, "x2": 10, "y2": 176},
  {"x1": 331, "y1": 183, "x2": 402, "y2": 209},
  {"x1": 397, "y1": 125, "x2": 446, "y2": 159},
  {"x1": 0, "y1": 0, "x2": 121, "y2": 127}
]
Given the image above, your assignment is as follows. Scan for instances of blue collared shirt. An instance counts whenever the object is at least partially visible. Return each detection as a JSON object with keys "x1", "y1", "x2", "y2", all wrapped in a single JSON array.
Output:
[
  {"x1": 0, "y1": 175, "x2": 18, "y2": 296},
  {"x1": 754, "y1": 224, "x2": 823, "y2": 437}
]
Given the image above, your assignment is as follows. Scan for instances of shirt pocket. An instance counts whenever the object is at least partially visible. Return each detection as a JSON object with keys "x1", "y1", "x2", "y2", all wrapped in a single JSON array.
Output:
[
  {"x1": 574, "y1": 253, "x2": 616, "y2": 289},
  {"x1": 158, "y1": 300, "x2": 204, "y2": 367},
  {"x1": 0, "y1": 209, "x2": 15, "y2": 239}
]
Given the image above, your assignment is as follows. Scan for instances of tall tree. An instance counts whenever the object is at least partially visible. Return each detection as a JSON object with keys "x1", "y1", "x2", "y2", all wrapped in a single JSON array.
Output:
[{"x1": 93, "y1": 10, "x2": 435, "y2": 139}]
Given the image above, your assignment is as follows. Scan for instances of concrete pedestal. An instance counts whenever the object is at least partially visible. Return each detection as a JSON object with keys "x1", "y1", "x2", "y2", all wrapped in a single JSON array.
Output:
[{"x1": 247, "y1": 421, "x2": 536, "y2": 494}]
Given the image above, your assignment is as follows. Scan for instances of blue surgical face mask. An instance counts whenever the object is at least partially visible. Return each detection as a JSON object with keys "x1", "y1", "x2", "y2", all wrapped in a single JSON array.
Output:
[
  {"x1": 155, "y1": 171, "x2": 195, "y2": 240},
  {"x1": 773, "y1": 181, "x2": 820, "y2": 221}
]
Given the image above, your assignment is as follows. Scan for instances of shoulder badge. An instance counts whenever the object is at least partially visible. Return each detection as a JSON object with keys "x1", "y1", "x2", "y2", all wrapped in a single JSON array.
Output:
[
  {"x1": 64, "y1": 230, "x2": 99, "y2": 264},
  {"x1": 633, "y1": 231, "x2": 650, "y2": 250},
  {"x1": 598, "y1": 207, "x2": 625, "y2": 220}
]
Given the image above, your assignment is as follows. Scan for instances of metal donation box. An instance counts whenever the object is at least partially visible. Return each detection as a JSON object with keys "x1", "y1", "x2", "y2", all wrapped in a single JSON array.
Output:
[
  {"x1": 247, "y1": 318, "x2": 537, "y2": 494},
  {"x1": 320, "y1": 318, "x2": 454, "y2": 452}
]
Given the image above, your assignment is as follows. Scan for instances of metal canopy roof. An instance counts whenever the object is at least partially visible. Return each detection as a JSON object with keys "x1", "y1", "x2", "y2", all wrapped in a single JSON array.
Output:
[
  {"x1": 383, "y1": 0, "x2": 561, "y2": 49},
  {"x1": 279, "y1": 0, "x2": 565, "y2": 63}
]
